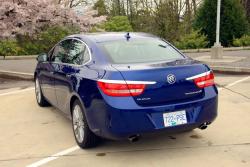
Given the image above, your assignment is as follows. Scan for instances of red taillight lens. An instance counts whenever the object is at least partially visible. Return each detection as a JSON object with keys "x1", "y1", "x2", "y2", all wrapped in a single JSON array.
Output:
[
  {"x1": 97, "y1": 81, "x2": 145, "y2": 97},
  {"x1": 193, "y1": 72, "x2": 215, "y2": 88}
]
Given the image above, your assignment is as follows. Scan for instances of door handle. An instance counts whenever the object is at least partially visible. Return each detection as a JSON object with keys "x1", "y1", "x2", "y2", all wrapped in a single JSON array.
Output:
[{"x1": 49, "y1": 71, "x2": 54, "y2": 74}]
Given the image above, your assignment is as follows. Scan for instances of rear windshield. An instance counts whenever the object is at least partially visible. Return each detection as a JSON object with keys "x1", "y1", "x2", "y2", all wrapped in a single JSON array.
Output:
[{"x1": 100, "y1": 39, "x2": 184, "y2": 64}]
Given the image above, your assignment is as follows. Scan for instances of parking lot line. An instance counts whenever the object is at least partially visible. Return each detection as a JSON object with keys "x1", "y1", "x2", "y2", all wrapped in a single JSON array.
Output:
[
  {"x1": 26, "y1": 146, "x2": 79, "y2": 167},
  {"x1": 21, "y1": 75, "x2": 250, "y2": 167},
  {"x1": 217, "y1": 76, "x2": 250, "y2": 91},
  {"x1": 224, "y1": 76, "x2": 250, "y2": 88},
  {"x1": 0, "y1": 87, "x2": 34, "y2": 97}
]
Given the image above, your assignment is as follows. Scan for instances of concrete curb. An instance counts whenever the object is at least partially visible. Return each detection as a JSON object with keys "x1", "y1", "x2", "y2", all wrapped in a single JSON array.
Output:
[
  {"x1": 211, "y1": 66, "x2": 250, "y2": 74},
  {"x1": 182, "y1": 48, "x2": 210, "y2": 53},
  {"x1": 181, "y1": 46, "x2": 250, "y2": 53},
  {"x1": 0, "y1": 70, "x2": 34, "y2": 81},
  {"x1": 0, "y1": 55, "x2": 37, "y2": 60}
]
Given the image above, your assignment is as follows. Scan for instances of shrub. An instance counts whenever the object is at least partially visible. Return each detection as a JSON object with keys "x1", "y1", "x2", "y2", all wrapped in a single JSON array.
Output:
[
  {"x1": 37, "y1": 26, "x2": 80, "y2": 52},
  {"x1": 233, "y1": 35, "x2": 250, "y2": 47},
  {"x1": 174, "y1": 30, "x2": 209, "y2": 49},
  {"x1": 15, "y1": 35, "x2": 41, "y2": 55},
  {"x1": 0, "y1": 40, "x2": 23, "y2": 57},
  {"x1": 104, "y1": 16, "x2": 133, "y2": 32},
  {"x1": 0, "y1": 26, "x2": 80, "y2": 56},
  {"x1": 16, "y1": 25, "x2": 80, "y2": 55}
]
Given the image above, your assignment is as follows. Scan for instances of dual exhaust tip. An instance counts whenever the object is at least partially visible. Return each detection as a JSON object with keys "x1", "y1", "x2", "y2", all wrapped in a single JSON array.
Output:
[
  {"x1": 128, "y1": 122, "x2": 211, "y2": 142},
  {"x1": 199, "y1": 122, "x2": 211, "y2": 130}
]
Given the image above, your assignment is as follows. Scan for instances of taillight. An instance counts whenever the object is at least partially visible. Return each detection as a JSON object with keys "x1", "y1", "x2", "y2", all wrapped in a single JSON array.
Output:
[
  {"x1": 97, "y1": 81, "x2": 146, "y2": 97},
  {"x1": 193, "y1": 71, "x2": 215, "y2": 88}
]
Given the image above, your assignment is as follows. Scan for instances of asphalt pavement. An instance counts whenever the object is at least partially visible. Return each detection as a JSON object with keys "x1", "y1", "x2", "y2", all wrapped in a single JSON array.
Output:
[
  {"x1": 0, "y1": 73, "x2": 249, "y2": 167},
  {"x1": 0, "y1": 59, "x2": 36, "y2": 74},
  {"x1": 0, "y1": 78, "x2": 33, "y2": 90}
]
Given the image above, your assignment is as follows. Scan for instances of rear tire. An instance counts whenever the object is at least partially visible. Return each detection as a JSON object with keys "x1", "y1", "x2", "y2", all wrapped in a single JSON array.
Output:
[
  {"x1": 71, "y1": 99, "x2": 99, "y2": 148},
  {"x1": 35, "y1": 77, "x2": 50, "y2": 107}
]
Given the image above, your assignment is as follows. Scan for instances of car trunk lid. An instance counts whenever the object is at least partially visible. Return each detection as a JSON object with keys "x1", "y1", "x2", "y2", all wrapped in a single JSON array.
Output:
[{"x1": 112, "y1": 59, "x2": 208, "y2": 106}]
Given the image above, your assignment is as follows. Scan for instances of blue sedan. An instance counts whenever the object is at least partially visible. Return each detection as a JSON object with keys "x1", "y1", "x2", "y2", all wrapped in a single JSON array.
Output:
[{"x1": 34, "y1": 32, "x2": 218, "y2": 148}]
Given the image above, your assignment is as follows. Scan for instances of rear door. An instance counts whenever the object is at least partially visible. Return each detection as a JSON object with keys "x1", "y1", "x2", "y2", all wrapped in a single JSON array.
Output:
[
  {"x1": 112, "y1": 60, "x2": 207, "y2": 106},
  {"x1": 53, "y1": 39, "x2": 89, "y2": 113},
  {"x1": 39, "y1": 49, "x2": 58, "y2": 106}
]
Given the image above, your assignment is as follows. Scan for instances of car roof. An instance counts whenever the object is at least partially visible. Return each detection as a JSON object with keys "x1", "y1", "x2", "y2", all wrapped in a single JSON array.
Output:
[{"x1": 68, "y1": 32, "x2": 159, "y2": 43}]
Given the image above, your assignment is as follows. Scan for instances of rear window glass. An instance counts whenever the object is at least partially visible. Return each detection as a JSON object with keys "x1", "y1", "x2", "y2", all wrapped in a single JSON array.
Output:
[{"x1": 100, "y1": 39, "x2": 184, "y2": 64}]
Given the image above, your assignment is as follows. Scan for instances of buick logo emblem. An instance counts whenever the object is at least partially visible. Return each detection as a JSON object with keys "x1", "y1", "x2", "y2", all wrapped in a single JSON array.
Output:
[{"x1": 167, "y1": 74, "x2": 176, "y2": 84}]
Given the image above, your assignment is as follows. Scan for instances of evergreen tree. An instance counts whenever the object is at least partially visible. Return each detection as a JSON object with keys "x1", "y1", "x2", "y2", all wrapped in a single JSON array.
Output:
[
  {"x1": 93, "y1": 0, "x2": 108, "y2": 16},
  {"x1": 194, "y1": 0, "x2": 249, "y2": 46}
]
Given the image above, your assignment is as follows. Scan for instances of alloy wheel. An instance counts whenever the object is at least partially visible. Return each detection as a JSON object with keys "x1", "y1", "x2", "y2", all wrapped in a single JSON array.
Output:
[
  {"x1": 35, "y1": 78, "x2": 41, "y2": 103},
  {"x1": 72, "y1": 105, "x2": 85, "y2": 143}
]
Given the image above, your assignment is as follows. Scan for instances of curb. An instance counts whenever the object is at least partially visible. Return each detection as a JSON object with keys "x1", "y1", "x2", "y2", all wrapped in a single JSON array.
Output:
[
  {"x1": 0, "y1": 70, "x2": 34, "y2": 81},
  {"x1": 0, "y1": 55, "x2": 37, "y2": 60},
  {"x1": 211, "y1": 66, "x2": 250, "y2": 74},
  {"x1": 182, "y1": 48, "x2": 210, "y2": 53},
  {"x1": 181, "y1": 46, "x2": 250, "y2": 53}
]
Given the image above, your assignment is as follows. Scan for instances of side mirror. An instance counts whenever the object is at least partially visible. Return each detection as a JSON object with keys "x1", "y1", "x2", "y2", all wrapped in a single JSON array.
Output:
[{"x1": 37, "y1": 53, "x2": 48, "y2": 62}]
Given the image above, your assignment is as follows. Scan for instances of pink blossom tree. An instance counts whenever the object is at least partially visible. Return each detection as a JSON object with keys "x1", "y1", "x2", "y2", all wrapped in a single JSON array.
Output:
[{"x1": 0, "y1": 0, "x2": 106, "y2": 38}]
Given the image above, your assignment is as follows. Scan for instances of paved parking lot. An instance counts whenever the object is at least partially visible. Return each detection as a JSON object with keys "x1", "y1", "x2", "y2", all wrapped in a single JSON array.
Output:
[
  {"x1": 0, "y1": 73, "x2": 250, "y2": 167},
  {"x1": 0, "y1": 78, "x2": 33, "y2": 93}
]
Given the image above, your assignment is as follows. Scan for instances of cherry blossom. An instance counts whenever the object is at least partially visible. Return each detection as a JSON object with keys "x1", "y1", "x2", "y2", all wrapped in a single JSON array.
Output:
[{"x1": 0, "y1": 0, "x2": 106, "y2": 38}]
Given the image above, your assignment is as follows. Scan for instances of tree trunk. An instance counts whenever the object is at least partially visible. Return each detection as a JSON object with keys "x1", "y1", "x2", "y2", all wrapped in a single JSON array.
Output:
[
  {"x1": 185, "y1": 0, "x2": 192, "y2": 33},
  {"x1": 192, "y1": 0, "x2": 197, "y2": 14},
  {"x1": 69, "y1": 0, "x2": 74, "y2": 8},
  {"x1": 246, "y1": 0, "x2": 250, "y2": 21}
]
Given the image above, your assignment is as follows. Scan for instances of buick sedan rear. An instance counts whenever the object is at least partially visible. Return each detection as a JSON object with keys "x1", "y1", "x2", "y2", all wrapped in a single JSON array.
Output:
[{"x1": 34, "y1": 32, "x2": 218, "y2": 148}]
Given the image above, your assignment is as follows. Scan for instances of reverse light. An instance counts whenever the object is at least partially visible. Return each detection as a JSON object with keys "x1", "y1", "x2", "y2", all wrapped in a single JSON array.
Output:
[{"x1": 186, "y1": 71, "x2": 215, "y2": 88}]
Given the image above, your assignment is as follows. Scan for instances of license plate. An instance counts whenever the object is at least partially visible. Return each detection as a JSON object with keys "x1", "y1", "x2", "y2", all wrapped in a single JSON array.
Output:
[{"x1": 163, "y1": 110, "x2": 187, "y2": 127}]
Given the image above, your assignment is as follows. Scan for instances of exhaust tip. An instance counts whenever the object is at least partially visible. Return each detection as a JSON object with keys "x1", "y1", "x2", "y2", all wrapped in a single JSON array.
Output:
[
  {"x1": 199, "y1": 122, "x2": 209, "y2": 130},
  {"x1": 128, "y1": 135, "x2": 140, "y2": 142}
]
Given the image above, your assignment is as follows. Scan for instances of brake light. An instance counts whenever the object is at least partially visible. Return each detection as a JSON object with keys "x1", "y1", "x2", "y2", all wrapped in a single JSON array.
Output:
[
  {"x1": 193, "y1": 72, "x2": 215, "y2": 88},
  {"x1": 97, "y1": 81, "x2": 146, "y2": 97}
]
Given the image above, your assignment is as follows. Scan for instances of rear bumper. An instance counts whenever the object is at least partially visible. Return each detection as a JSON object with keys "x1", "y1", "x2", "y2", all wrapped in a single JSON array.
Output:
[{"x1": 86, "y1": 88, "x2": 218, "y2": 140}]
